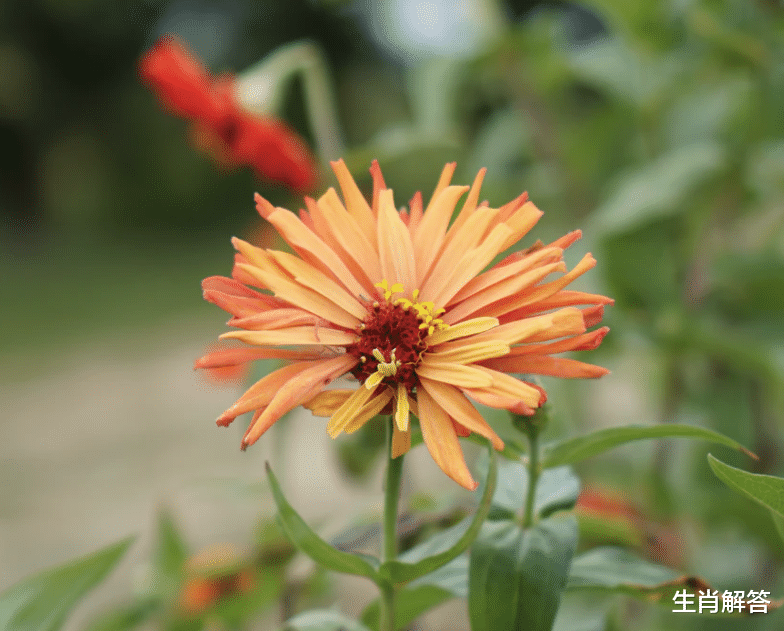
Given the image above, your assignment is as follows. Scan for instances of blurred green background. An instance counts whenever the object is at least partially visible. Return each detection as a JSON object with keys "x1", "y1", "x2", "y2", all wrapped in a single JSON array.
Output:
[{"x1": 2, "y1": 0, "x2": 784, "y2": 629}]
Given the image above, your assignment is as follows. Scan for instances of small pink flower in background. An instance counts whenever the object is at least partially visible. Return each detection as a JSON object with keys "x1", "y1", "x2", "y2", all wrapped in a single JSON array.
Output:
[{"x1": 139, "y1": 36, "x2": 317, "y2": 191}]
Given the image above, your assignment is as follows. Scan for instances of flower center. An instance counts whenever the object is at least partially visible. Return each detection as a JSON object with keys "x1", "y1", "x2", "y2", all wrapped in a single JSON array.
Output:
[{"x1": 347, "y1": 281, "x2": 449, "y2": 392}]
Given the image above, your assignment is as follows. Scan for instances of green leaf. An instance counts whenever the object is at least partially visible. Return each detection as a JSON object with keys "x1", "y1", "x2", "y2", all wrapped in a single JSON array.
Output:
[
  {"x1": 490, "y1": 462, "x2": 580, "y2": 521},
  {"x1": 147, "y1": 511, "x2": 189, "y2": 597},
  {"x1": 466, "y1": 106, "x2": 533, "y2": 183},
  {"x1": 664, "y1": 77, "x2": 753, "y2": 149},
  {"x1": 680, "y1": 317, "x2": 784, "y2": 392},
  {"x1": 602, "y1": 220, "x2": 681, "y2": 309},
  {"x1": 542, "y1": 423, "x2": 755, "y2": 469},
  {"x1": 282, "y1": 609, "x2": 372, "y2": 631},
  {"x1": 567, "y1": 36, "x2": 658, "y2": 105},
  {"x1": 267, "y1": 463, "x2": 379, "y2": 581},
  {"x1": 0, "y1": 536, "x2": 135, "y2": 631},
  {"x1": 397, "y1": 517, "x2": 471, "y2": 565},
  {"x1": 773, "y1": 512, "x2": 784, "y2": 549},
  {"x1": 409, "y1": 555, "x2": 469, "y2": 597},
  {"x1": 361, "y1": 584, "x2": 453, "y2": 631},
  {"x1": 566, "y1": 547, "x2": 716, "y2": 604},
  {"x1": 709, "y1": 250, "x2": 784, "y2": 318},
  {"x1": 566, "y1": 547, "x2": 678, "y2": 593},
  {"x1": 576, "y1": 0, "x2": 668, "y2": 47},
  {"x1": 82, "y1": 600, "x2": 159, "y2": 631},
  {"x1": 552, "y1": 594, "x2": 609, "y2": 631},
  {"x1": 708, "y1": 454, "x2": 784, "y2": 519},
  {"x1": 469, "y1": 515, "x2": 578, "y2": 631},
  {"x1": 361, "y1": 557, "x2": 469, "y2": 630},
  {"x1": 379, "y1": 446, "x2": 496, "y2": 585},
  {"x1": 589, "y1": 141, "x2": 727, "y2": 236}
]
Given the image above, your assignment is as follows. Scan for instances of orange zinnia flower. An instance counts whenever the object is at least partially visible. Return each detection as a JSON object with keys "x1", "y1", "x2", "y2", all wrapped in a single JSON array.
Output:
[
  {"x1": 196, "y1": 161, "x2": 612, "y2": 489},
  {"x1": 139, "y1": 36, "x2": 317, "y2": 191}
]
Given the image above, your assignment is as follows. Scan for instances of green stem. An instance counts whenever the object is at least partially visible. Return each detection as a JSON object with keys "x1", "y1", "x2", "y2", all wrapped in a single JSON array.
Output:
[
  {"x1": 522, "y1": 427, "x2": 541, "y2": 528},
  {"x1": 380, "y1": 419, "x2": 404, "y2": 631},
  {"x1": 236, "y1": 41, "x2": 345, "y2": 162},
  {"x1": 379, "y1": 581, "x2": 396, "y2": 631}
]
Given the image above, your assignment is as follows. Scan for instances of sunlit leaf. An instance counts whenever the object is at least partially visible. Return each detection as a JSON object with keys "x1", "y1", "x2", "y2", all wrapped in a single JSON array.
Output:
[
  {"x1": 0, "y1": 536, "x2": 135, "y2": 631},
  {"x1": 267, "y1": 463, "x2": 379, "y2": 581},
  {"x1": 282, "y1": 609, "x2": 372, "y2": 631},
  {"x1": 542, "y1": 423, "x2": 755, "y2": 468}
]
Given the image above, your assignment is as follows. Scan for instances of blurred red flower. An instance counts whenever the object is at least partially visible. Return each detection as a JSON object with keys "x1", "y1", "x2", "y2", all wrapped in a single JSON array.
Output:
[
  {"x1": 576, "y1": 486, "x2": 684, "y2": 568},
  {"x1": 178, "y1": 543, "x2": 256, "y2": 616},
  {"x1": 139, "y1": 36, "x2": 317, "y2": 191}
]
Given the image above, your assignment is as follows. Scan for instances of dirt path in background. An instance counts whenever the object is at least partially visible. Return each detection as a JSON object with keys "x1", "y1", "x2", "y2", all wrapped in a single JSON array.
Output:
[{"x1": 0, "y1": 318, "x2": 463, "y2": 629}]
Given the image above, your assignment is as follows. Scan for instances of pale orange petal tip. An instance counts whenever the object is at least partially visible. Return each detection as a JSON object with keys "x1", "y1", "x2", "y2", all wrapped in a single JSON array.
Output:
[{"x1": 254, "y1": 192, "x2": 275, "y2": 219}]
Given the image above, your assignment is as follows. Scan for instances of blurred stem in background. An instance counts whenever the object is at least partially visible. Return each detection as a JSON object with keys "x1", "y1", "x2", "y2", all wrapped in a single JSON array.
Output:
[{"x1": 236, "y1": 40, "x2": 346, "y2": 163}]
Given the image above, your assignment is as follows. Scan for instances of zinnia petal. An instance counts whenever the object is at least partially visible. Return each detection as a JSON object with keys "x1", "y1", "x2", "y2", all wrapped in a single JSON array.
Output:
[
  {"x1": 418, "y1": 387, "x2": 477, "y2": 490},
  {"x1": 242, "y1": 354, "x2": 357, "y2": 447},
  {"x1": 197, "y1": 160, "x2": 611, "y2": 489}
]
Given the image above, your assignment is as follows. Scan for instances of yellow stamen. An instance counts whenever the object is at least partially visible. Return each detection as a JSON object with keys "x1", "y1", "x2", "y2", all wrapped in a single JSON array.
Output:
[
  {"x1": 376, "y1": 281, "x2": 451, "y2": 338},
  {"x1": 374, "y1": 280, "x2": 404, "y2": 301},
  {"x1": 366, "y1": 348, "x2": 402, "y2": 389}
]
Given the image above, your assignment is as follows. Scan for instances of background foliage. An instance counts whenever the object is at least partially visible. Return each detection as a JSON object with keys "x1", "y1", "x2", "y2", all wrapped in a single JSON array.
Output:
[{"x1": 2, "y1": 0, "x2": 783, "y2": 629}]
